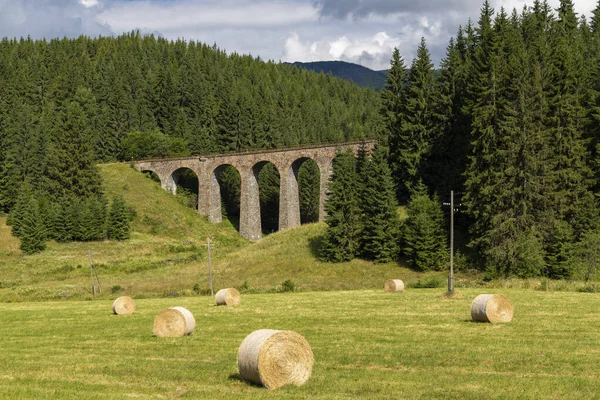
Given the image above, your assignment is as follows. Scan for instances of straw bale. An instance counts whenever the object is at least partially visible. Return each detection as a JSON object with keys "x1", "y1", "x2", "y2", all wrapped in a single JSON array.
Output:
[
  {"x1": 384, "y1": 279, "x2": 404, "y2": 293},
  {"x1": 216, "y1": 288, "x2": 241, "y2": 306},
  {"x1": 171, "y1": 306, "x2": 196, "y2": 335},
  {"x1": 471, "y1": 294, "x2": 514, "y2": 323},
  {"x1": 153, "y1": 307, "x2": 195, "y2": 337},
  {"x1": 237, "y1": 329, "x2": 314, "y2": 389},
  {"x1": 112, "y1": 296, "x2": 135, "y2": 315}
]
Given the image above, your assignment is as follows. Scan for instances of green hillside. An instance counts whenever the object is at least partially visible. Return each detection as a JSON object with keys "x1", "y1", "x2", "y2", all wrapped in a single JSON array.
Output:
[{"x1": 0, "y1": 164, "x2": 415, "y2": 302}]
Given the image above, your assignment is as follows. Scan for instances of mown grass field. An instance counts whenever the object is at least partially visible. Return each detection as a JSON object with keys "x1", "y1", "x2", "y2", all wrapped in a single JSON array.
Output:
[{"x1": 0, "y1": 288, "x2": 599, "y2": 399}]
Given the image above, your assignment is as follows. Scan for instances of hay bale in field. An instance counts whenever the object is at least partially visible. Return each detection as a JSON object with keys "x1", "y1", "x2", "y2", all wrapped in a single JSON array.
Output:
[
  {"x1": 215, "y1": 288, "x2": 241, "y2": 306},
  {"x1": 237, "y1": 329, "x2": 314, "y2": 389},
  {"x1": 384, "y1": 279, "x2": 404, "y2": 293},
  {"x1": 112, "y1": 296, "x2": 135, "y2": 315},
  {"x1": 153, "y1": 307, "x2": 196, "y2": 337},
  {"x1": 471, "y1": 294, "x2": 514, "y2": 323}
]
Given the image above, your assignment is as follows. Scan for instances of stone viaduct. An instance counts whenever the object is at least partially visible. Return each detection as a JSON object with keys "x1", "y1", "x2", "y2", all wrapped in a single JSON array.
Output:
[{"x1": 133, "y1": 141, "x2": 376, "y2": 241}]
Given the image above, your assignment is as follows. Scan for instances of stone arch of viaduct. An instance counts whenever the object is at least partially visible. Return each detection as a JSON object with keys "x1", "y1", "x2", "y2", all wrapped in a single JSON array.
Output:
[{"x1": 133, "y1": 141, "x2": 375, "y2": 241}]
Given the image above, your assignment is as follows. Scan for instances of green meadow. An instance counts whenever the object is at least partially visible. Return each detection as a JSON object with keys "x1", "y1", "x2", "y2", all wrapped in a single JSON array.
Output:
[{"x1": 0, "y1": 289, "x2": 599, "y2": 399}]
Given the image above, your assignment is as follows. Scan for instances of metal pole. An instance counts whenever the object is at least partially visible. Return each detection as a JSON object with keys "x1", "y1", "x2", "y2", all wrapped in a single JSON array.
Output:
[
  {"x1": 207, "y1": 237, "x2": 214, "y2": 296},
  {"x1": 449, "y1": 190, "x2": 454, "y2": 294}
]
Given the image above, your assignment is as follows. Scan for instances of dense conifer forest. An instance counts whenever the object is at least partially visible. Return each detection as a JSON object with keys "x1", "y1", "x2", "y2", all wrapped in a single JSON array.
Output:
[
  {"x1": 0, "y1": 31, "x2": 382, "y2": 250},
  {"x1": 322, "y1": 0, "x2": 600, "y2": 279}
]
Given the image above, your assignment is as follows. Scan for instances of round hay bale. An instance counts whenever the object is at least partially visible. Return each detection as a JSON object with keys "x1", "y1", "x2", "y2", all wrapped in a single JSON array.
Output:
[
  {"x1": 384, "y1": 279, "x2": 404, "y2": 293},
  {"x1": 153, "y1": 307, "x2": 195, "y2": 337},
  {"x1": 112, "y1": 296, "x2": 136, "y2": 315},
  {"x1": 216, "y1": 288, "x2": 241, "y2": 306},
  {"x1": 471, "y1": 294, "x2": 514, "y2": 323},
  {"x1": 237, "y1": 329, "x2": 314, "y2": 389},
  {"x1": 171, "y1": 306, "x2": 196, "y2": 335}
]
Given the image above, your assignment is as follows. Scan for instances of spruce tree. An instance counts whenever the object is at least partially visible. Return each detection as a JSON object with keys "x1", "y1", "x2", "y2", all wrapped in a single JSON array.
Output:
[
  {"x1": 320, "y1": 150, "x2": 360, "y2": 262},
  {"x1": 298, "y1": 160, "x2": 320, "y2": 224},
  {"x1": 358, "y1": 145, "x2": 399, "y2": 263},
  {"x1": 9, "y1": 189, "x2": 31, "y2": 238},
  {"x1": 402, "y1": 181, "x2": 447, "y2": 271},
  {"x1": 587, "y1": 1, "x2": 600, "y2": 193},
  {"x1": 545, "y1": 0, "x2": 598, "y2": 268},
  {"x1": 428, "y1": 37, "x2": 470, "y2": 196},
  {"x1": 107, "y1": 195, "x2": 131, "y2": 241},
  {"x1": 396, "y1": 37, "x2": 439, "y2": 199},
  {"x1": 19, "y1": 196, "x2": 46, "y2": 254},
  {"x1": 463, "y1": 2, "x2": 508, "y2": 262},
  {"x1": 44, "y1": 101, "x2": 102, "y2": 199},
  {"x1": 380, "y1": 48, "x2": 408, "y2": 201}
]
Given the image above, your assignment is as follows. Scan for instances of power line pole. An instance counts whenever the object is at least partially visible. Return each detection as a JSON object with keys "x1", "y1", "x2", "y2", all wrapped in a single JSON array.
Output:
[
  {"x1": 443, "y1": 191, "x2": 460, "y2": 294},
  {"x1": 449, "y1": 190, "x2": 454, "y2": 294}
]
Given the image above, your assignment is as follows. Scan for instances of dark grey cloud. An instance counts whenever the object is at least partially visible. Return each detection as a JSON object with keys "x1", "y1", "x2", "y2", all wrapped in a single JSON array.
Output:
[
  {"x1": 0, "y1": 0, "x2": 111, "y2": 39},
  {"x1": 312, "y1": 0, "x2": 478, "y2": 19}
]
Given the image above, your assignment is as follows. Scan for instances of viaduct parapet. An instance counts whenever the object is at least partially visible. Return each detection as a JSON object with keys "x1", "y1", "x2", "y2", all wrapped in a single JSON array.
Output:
[{"x1": 133, "y1": 141, "x2": 376, "y2": 241}]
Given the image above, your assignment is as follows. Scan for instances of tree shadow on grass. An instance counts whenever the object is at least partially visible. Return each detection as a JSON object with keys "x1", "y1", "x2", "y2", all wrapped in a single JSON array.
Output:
[{"x1": 307, "y1": 235, "x2": 324, "y2": 259}]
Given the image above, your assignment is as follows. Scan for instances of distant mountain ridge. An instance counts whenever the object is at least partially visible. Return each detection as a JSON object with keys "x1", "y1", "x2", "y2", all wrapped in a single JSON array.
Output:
[{"x1": 291, "y1": 61, "x2": 387, "y2": 91}]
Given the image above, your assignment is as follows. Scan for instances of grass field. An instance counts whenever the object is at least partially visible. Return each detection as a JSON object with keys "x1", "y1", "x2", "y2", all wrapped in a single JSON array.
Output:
[{"x1": 0, "y1": 288, "x2": 599, "y2": 399}]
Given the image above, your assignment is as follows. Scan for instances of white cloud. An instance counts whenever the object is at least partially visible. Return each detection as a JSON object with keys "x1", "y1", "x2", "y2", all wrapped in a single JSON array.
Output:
[
  {"x1": 97, "y1": 0, "x2": 318, "y2": 32},
  {"x1": 0, "y1": 0, "x2": 111, "y2": 39},
  {"x1": 79, "y1": 0, "x2": 99, "y2": 7},
  {"x1": 282, "y1": 31, "x2": 402, "y2": 70}
]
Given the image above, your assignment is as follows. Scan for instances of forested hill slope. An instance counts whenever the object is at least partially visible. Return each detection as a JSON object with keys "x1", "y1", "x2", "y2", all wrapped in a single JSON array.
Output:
[
  {"x1": 0, "y1": 34, "x2": 382, "y2": 159},
  {"x1": 291, "y1": 61, "x2": 388, "y2": 90},
  {"x1": 0, "y1": 32, "x2": 383, "y2": 214}
]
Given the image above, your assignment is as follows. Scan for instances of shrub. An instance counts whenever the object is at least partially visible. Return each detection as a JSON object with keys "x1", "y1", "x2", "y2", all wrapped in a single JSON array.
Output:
[
  {"x1": 236, "y1": 280, "x2": 250, "y2": 293},
  {"x1": 409, "y1": 275, "x2": 444, "y2": 289},
  {"x1": 111, "y1": 285, "x2": 122, "y2": 294},
  {"x1": 279, "y1": 279, "x2": 296, "y2": 293}
]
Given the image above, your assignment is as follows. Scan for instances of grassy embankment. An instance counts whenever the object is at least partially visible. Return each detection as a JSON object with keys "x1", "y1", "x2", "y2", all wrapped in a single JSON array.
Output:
[
  {"x1": 0, "y1": 289, "x2": 598, "y2": 399},
  {"x1": 0, "y1": 164, "x2": 417, "y2": 302}
]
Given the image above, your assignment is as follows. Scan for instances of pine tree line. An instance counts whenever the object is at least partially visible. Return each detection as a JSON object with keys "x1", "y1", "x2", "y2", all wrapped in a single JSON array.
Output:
[
  {"x1": 320, "y1": 146, "x2": 447, "y2": 270},
  {"x1": 382, "y1": 0, "x2": 600, "y2": 278},
  {"x1": 9, "y1": 193, "x2": 132, "y2": 254}
]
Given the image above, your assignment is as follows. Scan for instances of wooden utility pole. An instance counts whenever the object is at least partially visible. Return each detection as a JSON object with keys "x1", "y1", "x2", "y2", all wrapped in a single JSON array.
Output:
[
  {"x1": 89, "y1": 249, "x2": 96, "y2": 297},
  {"x1": 89, "y1": 249, "x2": 102, "y2": 293}
]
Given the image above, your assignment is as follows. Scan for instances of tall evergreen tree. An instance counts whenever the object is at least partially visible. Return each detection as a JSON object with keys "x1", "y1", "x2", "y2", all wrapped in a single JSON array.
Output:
[
  {"x1": 402, "y1": 181, "x2": 447, "y2": 271},
  {"x1": 358, "y1": 145, "x2": 399, "y2": 263},
  {"x1": 320, "y1": 150, "x2": 360, "y2": 262},
  {"x1": 107, "y1": 195, "x2": 131, "y2": 241},
  {"x1": 546, "y1": 0, "x2": 598, "y2": 246},
  {"x1": 380, "y1": 48, "x2": 408, "y2": 201},
  {"x1": 298, "y1": 160, "x2": 320, "y2": 224},
  {"x1": 18, "y1": 196, "x2": 46, "y2": 254},
  {"x1": 428, "y1": 36, "x2": 470, "y2": 196},
  {"x1": 463, "y1": 2, "x2": 509, "y2": 263},
  {"x1": 44, "y1": 101, "x2": 102, "y2": 199},
  {"x1": 396, "y1": 37, "x2": 439, "y2": 199}
]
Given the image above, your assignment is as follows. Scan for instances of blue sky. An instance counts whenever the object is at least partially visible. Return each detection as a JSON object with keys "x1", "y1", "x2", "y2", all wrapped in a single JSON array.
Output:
[{"x1": 0, "y1": 0, "x2": 597, "y2": 70}]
